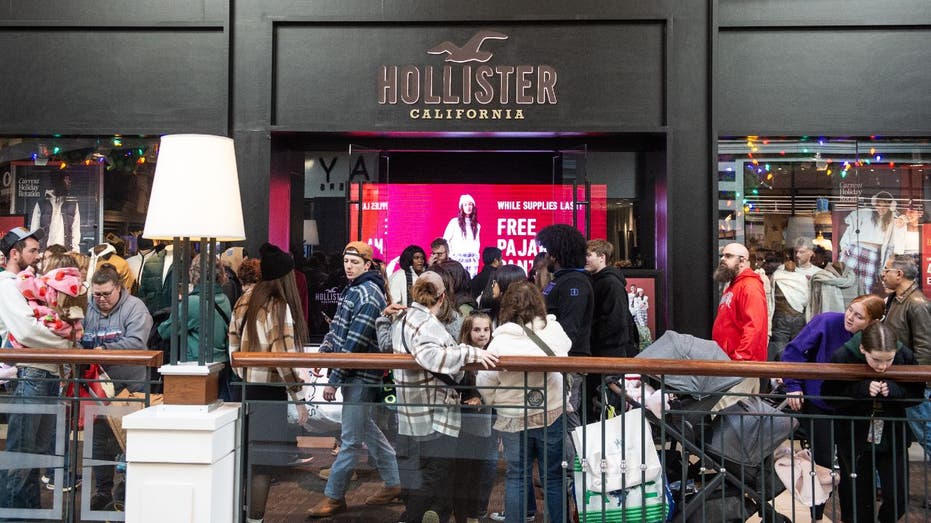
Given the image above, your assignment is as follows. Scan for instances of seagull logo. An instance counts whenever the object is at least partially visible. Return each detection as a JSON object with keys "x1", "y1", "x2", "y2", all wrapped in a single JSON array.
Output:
[{"x1": 427, "y1": 31, "x2": 509, "y2": 63}]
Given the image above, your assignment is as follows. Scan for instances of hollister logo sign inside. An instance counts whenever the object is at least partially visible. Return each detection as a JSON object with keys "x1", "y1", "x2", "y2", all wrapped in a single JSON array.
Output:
[{"x1": 378, "y1": 31, "x2": 558, "y2": 120}]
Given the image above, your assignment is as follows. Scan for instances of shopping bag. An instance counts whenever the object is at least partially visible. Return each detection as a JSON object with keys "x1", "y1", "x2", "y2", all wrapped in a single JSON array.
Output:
[
  {"x1": 64, "y1": 364, "x2": 116, "y2": 430},
  {"x1": 286, "y1": 345, "x2": 342, "y2": 434},
  {"x1": 573, "y1": 459, "x2": 670, "y2": 523},
  {"x1": 773, "y1": 443, "x2": 835, "y2": 507},
  {"x1": 571, "y1": 407, "x2": 663, "y2": 493}
]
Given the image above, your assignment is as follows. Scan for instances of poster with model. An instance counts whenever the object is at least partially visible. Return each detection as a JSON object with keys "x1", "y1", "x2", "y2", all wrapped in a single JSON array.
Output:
[
  {"x1": 832, "y1": 172, "x2": 926, "y2": 294},
  {"x1": 11, "y1": 162, "x2": 102, "y2": 254},
  {"x1": 627, "y1": 276, "x2": 656, "y2": 350},
  {"x1": 349, "y1": 183, "x2": 608, "y2": 277}
]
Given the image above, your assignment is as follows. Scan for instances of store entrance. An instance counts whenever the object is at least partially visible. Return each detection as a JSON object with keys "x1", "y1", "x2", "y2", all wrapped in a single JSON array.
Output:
[{"x1": 281, "y1": 133, "x2": 660, "y2": 340}]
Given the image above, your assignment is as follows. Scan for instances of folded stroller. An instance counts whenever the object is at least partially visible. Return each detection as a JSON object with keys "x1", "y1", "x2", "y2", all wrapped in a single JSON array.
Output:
[{"x1": 612, "y1": 331, "x2": 796, "y2": 523}]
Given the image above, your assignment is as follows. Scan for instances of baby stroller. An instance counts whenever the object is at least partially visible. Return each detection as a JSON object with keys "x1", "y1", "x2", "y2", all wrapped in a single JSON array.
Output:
[{"x1": 608, "y1": 331, "x2": 796, "y2": 523}]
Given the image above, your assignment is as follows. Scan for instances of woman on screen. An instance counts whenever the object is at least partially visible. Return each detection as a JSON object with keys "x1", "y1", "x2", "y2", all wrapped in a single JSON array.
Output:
[{"x1": 444, "y1": 194, "x2": 481, "y2": 277}]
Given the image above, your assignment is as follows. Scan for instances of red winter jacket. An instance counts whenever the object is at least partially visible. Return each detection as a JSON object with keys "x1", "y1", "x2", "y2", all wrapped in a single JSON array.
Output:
[{"x1": 712, "y1": 268, "x2": 768, "y2": 361}]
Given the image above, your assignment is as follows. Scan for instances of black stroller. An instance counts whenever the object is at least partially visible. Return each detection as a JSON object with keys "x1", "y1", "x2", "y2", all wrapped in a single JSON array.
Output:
[{"x1": 606, "y1": 331, "x2": 796, "y2": 523}]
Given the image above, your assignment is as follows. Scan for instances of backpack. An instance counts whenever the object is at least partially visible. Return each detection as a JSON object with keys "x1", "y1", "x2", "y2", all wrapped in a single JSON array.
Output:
[{"x1": 625, "y1": 309, "x2": 641, "y2": 356}]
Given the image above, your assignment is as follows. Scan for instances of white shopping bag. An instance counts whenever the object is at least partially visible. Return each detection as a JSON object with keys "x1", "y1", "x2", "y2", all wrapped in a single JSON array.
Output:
[
  {"x1": 285, "y1": 346, "x2": 342, "y2": 434},
  {"x1": 571, "y1": 408, "x2": 663, "y2": 493}
]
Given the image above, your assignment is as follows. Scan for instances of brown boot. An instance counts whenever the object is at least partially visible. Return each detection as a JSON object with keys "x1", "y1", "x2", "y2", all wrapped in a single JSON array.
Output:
[
  {"x1": 364, "y1": 485, "x2": 402, "y2": 505},
  {"x1": 307, "y1": 497, "x2": 346, "y2": 518}
]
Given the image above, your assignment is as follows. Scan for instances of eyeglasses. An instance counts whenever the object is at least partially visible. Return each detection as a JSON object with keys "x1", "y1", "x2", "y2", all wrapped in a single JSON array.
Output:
[
  {"x1": 881, "y1": 268, "x2": 900, "y2": 274},
  {"x1": 92, "y1": 288, "x2": 118, "y2": 298},
  {"x1": 721, "y1": 253, "x2": 745, "y2": 261}
]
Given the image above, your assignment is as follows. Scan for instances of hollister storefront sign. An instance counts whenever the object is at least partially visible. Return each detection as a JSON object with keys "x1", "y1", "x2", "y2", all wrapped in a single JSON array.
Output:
[
  {"x1": 378, "y1": 31, "x2": 558, "y2": 120},
  {"x1": 274, "y1": 23, "x2": 663, "y2": 130}
]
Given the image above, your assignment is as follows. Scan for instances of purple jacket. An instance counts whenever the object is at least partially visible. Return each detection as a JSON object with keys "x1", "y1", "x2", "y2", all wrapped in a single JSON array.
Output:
[{"x1": 780, "y1": 312, "x2": 851, "y2": 411}]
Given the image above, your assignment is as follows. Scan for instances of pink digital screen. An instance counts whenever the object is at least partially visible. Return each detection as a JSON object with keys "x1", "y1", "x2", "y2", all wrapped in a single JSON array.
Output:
[{"x1": 350, "y1": 183, "x2": 607, "y2": 276}]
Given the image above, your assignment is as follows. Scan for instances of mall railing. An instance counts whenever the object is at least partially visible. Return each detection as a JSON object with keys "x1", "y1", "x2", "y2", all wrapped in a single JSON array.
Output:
[
  {"x1": 0, "y1": 348, "x2": 163, "y2": 523},
  {"x1": 231, "y1": 352, "x2": 931, "y2": 523},
  {"x1": 5, "y1": 349, "x2": 925, "y2": 522}
]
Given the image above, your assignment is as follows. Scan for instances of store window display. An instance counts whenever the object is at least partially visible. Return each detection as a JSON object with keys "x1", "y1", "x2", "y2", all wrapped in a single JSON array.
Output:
[
  {"x1": 0, "y1": 136, "x2": 161, "y2": 258},
  {"x1": 718, "y1": 137, "x2": 930, "y2": 301}
]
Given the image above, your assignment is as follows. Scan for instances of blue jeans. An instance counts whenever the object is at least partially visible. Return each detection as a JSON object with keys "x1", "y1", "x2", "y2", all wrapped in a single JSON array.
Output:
[
  {"x1": 906, "y1": 387, "x2": 931, "y2": 460},
  {"x1": 501, "y1": 415, "x2": 566, "y2": 523},
  {"x1": 324, "y1": 377, "x2": 400, "y2": 500},
  {"x1": 0, "y1": 367, "x2": 60, "y2": 510}
]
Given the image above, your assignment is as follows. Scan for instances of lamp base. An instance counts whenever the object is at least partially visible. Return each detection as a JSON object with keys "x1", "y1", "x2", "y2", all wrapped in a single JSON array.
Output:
[{"x1": 159, "y1": 362, "x2": 224, "y2": 406}]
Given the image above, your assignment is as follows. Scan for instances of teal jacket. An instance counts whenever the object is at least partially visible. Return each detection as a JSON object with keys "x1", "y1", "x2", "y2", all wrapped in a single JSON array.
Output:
[{"x1": 158, "y1": 286, "x2": 232, "y2": 363}]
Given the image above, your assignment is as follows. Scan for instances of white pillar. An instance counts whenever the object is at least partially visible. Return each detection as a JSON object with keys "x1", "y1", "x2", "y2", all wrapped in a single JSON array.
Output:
[{"x1": 122, "y1": 402, "x2": 241, "y2": 523}]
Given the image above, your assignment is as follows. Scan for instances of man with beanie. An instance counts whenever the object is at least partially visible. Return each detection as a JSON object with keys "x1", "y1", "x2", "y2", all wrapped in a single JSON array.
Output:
[{"x1": 308, "y1": 241, "x2": 401, "y2": 518}]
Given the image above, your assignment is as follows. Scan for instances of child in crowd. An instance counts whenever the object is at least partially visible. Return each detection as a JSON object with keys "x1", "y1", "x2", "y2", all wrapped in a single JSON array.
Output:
[
  {"x1": 9, "y1": 253, "x2": 86, "y2": 347},
  {"x1": 451, "y1": 311, "x2": 498, "y2": 523},
  {"x1": 822, "y1": 322, "x2": 923, "y2": 523}
]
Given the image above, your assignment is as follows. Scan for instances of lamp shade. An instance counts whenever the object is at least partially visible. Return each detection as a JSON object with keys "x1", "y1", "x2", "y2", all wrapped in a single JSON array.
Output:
[
  {"x1": 143, "y1": 134, "x2": 246, "y2": 241},
  {"x1": 303, "y1": 219, "x2": 319, "y2": 246}
]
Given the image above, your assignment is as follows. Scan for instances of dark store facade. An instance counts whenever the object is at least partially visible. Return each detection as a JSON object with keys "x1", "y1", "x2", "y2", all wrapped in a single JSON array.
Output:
[{"x1": 1, "y1": 0, "x2": 929, "y2": 338}]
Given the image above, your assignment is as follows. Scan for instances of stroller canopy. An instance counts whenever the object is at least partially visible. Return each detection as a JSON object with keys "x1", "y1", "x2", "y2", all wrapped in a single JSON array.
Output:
[{"x1": 635, "y1": 330, "x2": 744, "y2": 399}]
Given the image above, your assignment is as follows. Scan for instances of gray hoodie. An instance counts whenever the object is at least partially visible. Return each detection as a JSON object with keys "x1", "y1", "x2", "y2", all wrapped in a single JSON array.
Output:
[{"x1": 81, "y1": 287, "x2": 153, "y2": 391}]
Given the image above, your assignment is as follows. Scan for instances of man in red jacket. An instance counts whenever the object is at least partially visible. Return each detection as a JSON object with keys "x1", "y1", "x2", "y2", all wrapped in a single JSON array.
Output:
[{"x1": 712, "y1": 242, "x2": 768, "y2": 408}]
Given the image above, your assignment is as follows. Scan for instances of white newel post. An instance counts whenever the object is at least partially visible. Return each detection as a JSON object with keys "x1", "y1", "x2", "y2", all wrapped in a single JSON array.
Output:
[{"x1": 121, "y1": 370, "x2": 242, "y2": 523}]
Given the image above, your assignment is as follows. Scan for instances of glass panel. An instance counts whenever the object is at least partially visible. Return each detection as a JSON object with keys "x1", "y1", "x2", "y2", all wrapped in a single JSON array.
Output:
[{"x1": 717, "y1": 136, "x2": 930, "y2": 296}]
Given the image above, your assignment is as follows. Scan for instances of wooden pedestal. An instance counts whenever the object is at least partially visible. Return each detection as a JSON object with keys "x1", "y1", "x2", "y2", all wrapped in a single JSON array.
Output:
[{"x1": 160, "y1": 362, "x2": 223, "y2": 405}]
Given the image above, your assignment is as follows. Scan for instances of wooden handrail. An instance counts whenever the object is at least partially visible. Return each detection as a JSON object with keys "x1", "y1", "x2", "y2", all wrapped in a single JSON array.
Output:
[
  {"x1": 231, "y1": 352, "x2": 931, "y2": 383},
  {"x1": 0, "y1": 349, "x2": 163, "y2": 367}
]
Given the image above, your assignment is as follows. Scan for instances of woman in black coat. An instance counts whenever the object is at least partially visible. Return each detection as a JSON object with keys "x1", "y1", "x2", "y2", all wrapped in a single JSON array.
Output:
[{"x1": 822, "y1": 322, "x2": 923, "y2": 523}]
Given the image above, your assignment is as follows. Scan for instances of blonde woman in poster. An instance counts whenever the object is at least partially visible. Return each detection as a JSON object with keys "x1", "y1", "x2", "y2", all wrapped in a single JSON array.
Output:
[
  {"x1": 443, "y1": 194, "x2": 481, "y2": 277},
  {"x1": 838, "y1": 191, "x2": 897, "y2": 294}
]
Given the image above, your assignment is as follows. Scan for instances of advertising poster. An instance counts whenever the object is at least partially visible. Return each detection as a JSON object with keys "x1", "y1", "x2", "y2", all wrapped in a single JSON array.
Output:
[
  {"x1": 349, "y1": 183, "x2": 607, "y2": 276},
  {"x1": 831, "y1": 178, "x2": 925, "y2": 295},
  {"x1": 627, "y1": 276, "x2": 656, "y2": 348},
  {"x1": 11, "y1": 162, "x2": 102, "y2": 254}
]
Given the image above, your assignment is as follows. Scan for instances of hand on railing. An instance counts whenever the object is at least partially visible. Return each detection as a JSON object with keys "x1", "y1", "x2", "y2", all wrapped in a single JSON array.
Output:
[
  {"x1": 475, "y1": 350, "x2": 498, "y2": 369},
  {"x1": 786, "y1": 390, "x2": 804, "y2": 411}
]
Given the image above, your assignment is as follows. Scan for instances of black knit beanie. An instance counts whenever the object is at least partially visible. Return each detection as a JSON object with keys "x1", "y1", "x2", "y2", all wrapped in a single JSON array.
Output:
[{"x1": 259, "y1": 242, "x2": 294, "y2": 281}]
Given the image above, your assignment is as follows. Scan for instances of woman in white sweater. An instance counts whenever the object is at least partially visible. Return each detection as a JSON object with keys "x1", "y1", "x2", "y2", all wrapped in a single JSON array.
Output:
[{"x1": 477, "y1": 281, "x2": 571, "y2": 523}]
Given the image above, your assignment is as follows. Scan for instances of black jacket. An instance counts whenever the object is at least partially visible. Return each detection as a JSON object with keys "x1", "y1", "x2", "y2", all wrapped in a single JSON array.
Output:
[
  {"x1": 471, "y1": 265, "x2": 495, "y2": 300},
  {"x1": 590, "y1": 267, "x2": 637, "y2": 357},
  {"x1": 543, "y1": 268, "x2": 594, "y2": 356},
  {"x1": 822, "y1": 340, "x2": 923, "y2": 454}
]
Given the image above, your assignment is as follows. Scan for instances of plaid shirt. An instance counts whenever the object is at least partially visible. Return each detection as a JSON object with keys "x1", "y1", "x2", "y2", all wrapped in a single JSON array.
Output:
[
  {"x1": 392, "y1": 302, "x2": 482, "y2": 438},
  {"x1": 228, "y1": 288, "x2": 302, "y2": 390},
  {"x1": 320, "y1": 270, "x2": 387, "y2": 386}
]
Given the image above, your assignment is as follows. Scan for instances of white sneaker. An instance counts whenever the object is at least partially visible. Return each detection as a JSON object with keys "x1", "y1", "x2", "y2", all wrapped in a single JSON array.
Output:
[{"x1": 489, "y1": 512, "x2": 535, "y2": 522}]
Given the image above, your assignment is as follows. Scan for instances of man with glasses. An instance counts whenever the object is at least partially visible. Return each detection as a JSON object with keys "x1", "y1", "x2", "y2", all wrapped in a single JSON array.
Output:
[
  {"x1": 430, "y1": 237, "x2": 450, "y2": 266},
  {"x1": 880, "y1": 255, "x2": 931, "y2": 466},
  {"x1": 712, "y1": 243, "x2": 768, "y2": 408},
  {"x1": 80, "y1": 264, "x2": 153, "y2": 510}
]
